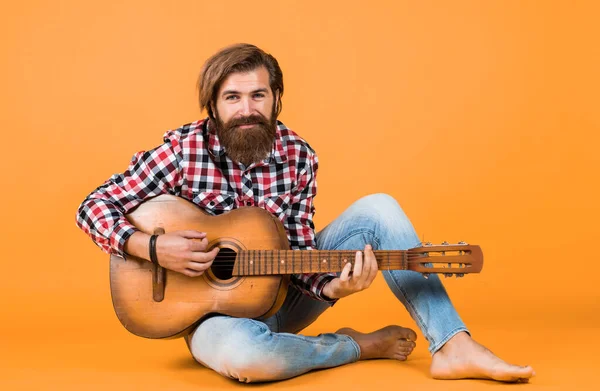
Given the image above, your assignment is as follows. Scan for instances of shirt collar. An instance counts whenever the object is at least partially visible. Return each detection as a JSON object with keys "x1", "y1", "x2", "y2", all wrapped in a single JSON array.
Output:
[{"x1": 206, "y1": 118, "x2": 287, "y2": 165}]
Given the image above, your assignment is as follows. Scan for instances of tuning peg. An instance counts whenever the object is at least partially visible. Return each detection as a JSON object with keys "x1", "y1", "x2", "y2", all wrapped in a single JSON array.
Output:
[
  {"x1": 444, "y1": 273, "x2": 453, "y2": 278},
  {"x1": 458, "y1": 241, "x2": 467, "y2": 245},
  {"x1": 424, "y1": 242, "x2": 432, "y2": 246},
  {"x1": 423, "y1": 273, "x2": 430, "y2": 279},
  {"x1": 456, "y1": 273, "x2": 465, "y2": 278},
  {"x1": 442, "y1": 241, "x2": 449, "y2": 245}
]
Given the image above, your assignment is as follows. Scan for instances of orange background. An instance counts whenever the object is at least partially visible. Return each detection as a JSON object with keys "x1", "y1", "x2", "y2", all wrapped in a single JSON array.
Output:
[{"x1": 1, "y1": 1, "x2": 599, "y2": 390}]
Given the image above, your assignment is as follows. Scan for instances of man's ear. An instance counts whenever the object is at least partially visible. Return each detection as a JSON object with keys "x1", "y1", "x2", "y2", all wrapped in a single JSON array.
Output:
[{"x1": 210, "y1": 102, "x2": 216, "y2": 119}]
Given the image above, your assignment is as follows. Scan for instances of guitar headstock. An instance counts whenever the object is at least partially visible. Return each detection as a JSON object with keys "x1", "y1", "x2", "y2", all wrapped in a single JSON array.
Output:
[{"x1": 407, "y1": 242, "x2": 483, "y2": 278}]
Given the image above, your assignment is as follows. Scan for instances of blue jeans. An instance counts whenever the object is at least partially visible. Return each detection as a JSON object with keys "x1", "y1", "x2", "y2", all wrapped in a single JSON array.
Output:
[{"x1": 188, "y1": 193, "x2": 468, "y2": 382}]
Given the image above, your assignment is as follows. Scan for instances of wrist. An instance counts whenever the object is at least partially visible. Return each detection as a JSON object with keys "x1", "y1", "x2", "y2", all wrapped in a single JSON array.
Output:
[
  {"x1": 123, "y1": 231, "x2": 152, "y2": 261},
  {"x1": 322, "y1": 280, "x2": 339, "y2": 300}
]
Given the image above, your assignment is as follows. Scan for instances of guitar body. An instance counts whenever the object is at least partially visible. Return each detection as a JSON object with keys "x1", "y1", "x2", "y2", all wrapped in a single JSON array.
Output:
[{"x1": 110, "y1": 194, "x2": 290, "y2": 339}]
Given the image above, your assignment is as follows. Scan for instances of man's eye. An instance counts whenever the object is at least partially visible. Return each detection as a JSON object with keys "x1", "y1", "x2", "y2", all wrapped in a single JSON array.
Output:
[
  {"x1": 253, "y1": 93, "x2": 265, "y2": 98},
  {"x1": 226, "y1": 95, "x2": 238, "y2": 100}
]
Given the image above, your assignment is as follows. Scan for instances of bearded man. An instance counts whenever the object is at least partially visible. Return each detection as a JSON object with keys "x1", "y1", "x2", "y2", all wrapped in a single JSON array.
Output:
[{"x1": 76, "y1": 43, "x2": 534, "y2": 383}]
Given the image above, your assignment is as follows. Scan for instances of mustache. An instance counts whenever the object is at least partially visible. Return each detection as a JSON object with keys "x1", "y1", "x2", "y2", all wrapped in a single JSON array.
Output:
[{"x1": 227, "y1": 114, "x2": 270, "y2": 128}]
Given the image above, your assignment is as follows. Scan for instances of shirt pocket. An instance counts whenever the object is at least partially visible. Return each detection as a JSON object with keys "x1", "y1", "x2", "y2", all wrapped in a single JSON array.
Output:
[
  {"x1": 261, "y1": 194, "x2": 292, "y2": 221},
  {"x1": 192, "y1": 191, "x2": 236, "y2": 215}
]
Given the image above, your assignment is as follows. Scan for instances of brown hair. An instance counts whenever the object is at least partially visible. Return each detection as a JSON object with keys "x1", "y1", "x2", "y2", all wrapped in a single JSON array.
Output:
[{"x1": 198, "y1": 43, "x2": 284, "y2": 119}]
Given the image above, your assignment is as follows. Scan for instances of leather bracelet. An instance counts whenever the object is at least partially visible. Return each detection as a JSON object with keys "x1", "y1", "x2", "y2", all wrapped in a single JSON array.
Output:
[{"x1": 149, "y1": 234, "x2": 159, "y2": 266}]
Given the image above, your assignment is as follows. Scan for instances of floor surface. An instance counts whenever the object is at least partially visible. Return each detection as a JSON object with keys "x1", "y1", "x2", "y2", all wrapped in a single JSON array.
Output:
[{"x1": 2, "y1": 318, "x2": 597, "y2": 390}]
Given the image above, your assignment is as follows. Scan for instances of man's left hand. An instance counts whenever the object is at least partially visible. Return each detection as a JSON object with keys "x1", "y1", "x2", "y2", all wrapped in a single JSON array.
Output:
[{"x1": 322, "y1": 244, "x2": 378, "y2": 299}]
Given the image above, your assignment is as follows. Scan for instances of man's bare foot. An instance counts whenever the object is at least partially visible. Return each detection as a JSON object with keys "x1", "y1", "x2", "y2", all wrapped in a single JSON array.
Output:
[
  {"x1": 431, "y1": 331, "x2": 535, "y2": 382},
  {"x1": 337, "y1": 325, "x2": 417, "y2": 361}
]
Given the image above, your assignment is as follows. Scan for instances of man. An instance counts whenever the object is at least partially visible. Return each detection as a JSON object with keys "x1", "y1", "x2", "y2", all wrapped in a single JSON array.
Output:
[{"x1": 76, "y1": 43, "x2": 535, "y2": 383}]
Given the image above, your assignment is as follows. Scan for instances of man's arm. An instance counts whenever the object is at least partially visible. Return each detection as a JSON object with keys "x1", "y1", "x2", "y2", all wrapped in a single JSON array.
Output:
[
  {"x1": 285, "y1": 149, "x2": 379, "y2": 302},
  {"x1": 284, "y1": 152, "x2": 339, "y2": 303},
  {"x1": 75, "y1": 139, "x2": 183, "y2": 257},
  {"x1": 76, "y1": 134, "x2": 220, "y2": 275}
]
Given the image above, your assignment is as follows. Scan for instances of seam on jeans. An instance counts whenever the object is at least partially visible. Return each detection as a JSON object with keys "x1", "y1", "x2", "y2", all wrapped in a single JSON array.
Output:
[
  {"x1": 428, "y1": 327, "x2": 470, "y2": 355},
  {"x1": 272, "y1": 332, "x2": 348, "y2": 347},
  {"x1": 329, "y1": 229, "x2": 381, "y2": 250},
  {"x1": 341, "y1": 335, "x2": 361, "y2": 361},
  {"x1": 238, "y1": 318, "x2": 271, "y2": 335},
  {"x1": 382, "y1": 271, "x2": 433, "y2": 343}
]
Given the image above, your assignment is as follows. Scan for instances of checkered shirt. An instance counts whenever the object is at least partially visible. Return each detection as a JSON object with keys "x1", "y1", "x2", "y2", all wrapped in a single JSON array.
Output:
[{"x1": 76, "y1": 118, "x2": 337, "y2": 302}]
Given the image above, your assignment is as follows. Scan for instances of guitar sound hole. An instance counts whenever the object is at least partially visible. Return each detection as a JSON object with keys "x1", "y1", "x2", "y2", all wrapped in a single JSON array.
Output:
[{"x1": 211, "y1": 247, "x2": 237, "y2": 280}]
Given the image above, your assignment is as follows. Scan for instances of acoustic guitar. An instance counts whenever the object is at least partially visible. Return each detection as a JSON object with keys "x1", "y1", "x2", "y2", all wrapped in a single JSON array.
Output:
[{"x1": 110, "y1": 195, "x2": 483, "y2": 339}]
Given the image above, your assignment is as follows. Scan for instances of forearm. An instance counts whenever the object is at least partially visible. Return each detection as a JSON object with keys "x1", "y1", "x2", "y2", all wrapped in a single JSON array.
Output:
[
  {"x1": 76, "y1": 196, "x2": 138, "y2": 255},
  {"x1": 290, "y1": 272, "x2": 338, "y2": 303},
  {"x1": 76, "y1": 139, "x2": 182, "y2": 255},
  {"x1": 123, "y1": 231, "x2": 152, "y2": 261}
]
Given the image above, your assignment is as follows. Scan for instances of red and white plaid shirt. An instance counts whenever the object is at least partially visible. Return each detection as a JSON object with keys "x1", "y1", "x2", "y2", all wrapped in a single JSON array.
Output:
[{"x1": 76, "y1": 118, "x2": 336, "y2": 302}]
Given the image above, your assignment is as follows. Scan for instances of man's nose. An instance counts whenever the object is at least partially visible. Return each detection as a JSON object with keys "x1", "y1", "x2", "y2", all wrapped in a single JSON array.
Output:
[{"x1": 239, "y1": 98, "x2": 252, "y2": 116}]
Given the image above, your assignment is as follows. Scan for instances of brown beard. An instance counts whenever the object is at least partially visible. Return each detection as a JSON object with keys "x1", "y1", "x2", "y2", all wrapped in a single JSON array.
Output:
[{"x1": 213, "y1": 107, "x2": 277, "y2": 166}]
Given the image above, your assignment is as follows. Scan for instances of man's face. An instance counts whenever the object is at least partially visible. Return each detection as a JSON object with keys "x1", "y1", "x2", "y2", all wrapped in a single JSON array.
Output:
[{"x1": 212, "y1": 66, "x2": 278, "y2": 166}]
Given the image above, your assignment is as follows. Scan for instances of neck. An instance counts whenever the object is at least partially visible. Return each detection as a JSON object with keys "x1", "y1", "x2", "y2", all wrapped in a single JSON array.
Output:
[{"x1": 232, "y1": 249, "x2": 409, "y2": 276}]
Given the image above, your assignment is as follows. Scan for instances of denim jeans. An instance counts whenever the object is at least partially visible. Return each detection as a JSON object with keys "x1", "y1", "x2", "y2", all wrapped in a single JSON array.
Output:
[{"x1": 188, "y1": 193, "x2": 468, "y2": 382}]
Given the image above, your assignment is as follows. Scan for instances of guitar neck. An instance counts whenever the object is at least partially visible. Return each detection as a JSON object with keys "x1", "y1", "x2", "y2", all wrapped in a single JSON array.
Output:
[{"x1": 232, "y1": 250, "x2": 409, "y2": 276}]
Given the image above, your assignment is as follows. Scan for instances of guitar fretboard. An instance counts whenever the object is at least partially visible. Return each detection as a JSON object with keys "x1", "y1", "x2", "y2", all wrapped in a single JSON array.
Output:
[{"x1": 232, "y1": 250, "x2": 409, "y2": 276}]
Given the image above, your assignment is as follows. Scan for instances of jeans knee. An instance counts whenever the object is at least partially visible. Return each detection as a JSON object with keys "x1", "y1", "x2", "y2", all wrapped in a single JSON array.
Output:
[
  {"x1": 226, "y1": 347, "x2": 276, "y2": 383},
  {"x1": 353, "y1": 193, "x2": 414, "y2": 232},
  {"x1": 190, "y1": 317, "x2": 284, "y2": 383}
]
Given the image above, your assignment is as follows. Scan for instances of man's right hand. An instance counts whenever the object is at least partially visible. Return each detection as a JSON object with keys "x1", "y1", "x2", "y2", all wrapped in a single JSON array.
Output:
[
  {"x1": 124, "y1": 230, "x2": 219, "y2": 277},
  {"x1": 155, "y1": 230, "x2": 219, "y2": 277}
]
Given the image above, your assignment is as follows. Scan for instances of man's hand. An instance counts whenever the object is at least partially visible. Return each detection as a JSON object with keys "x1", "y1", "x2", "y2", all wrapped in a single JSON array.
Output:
[
  {"x1": 154, "y1": 230, "x2": 219, "y2": 277},
  {"x1": 321, "y1": 244, "x2": 378, "y2": 299}
]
